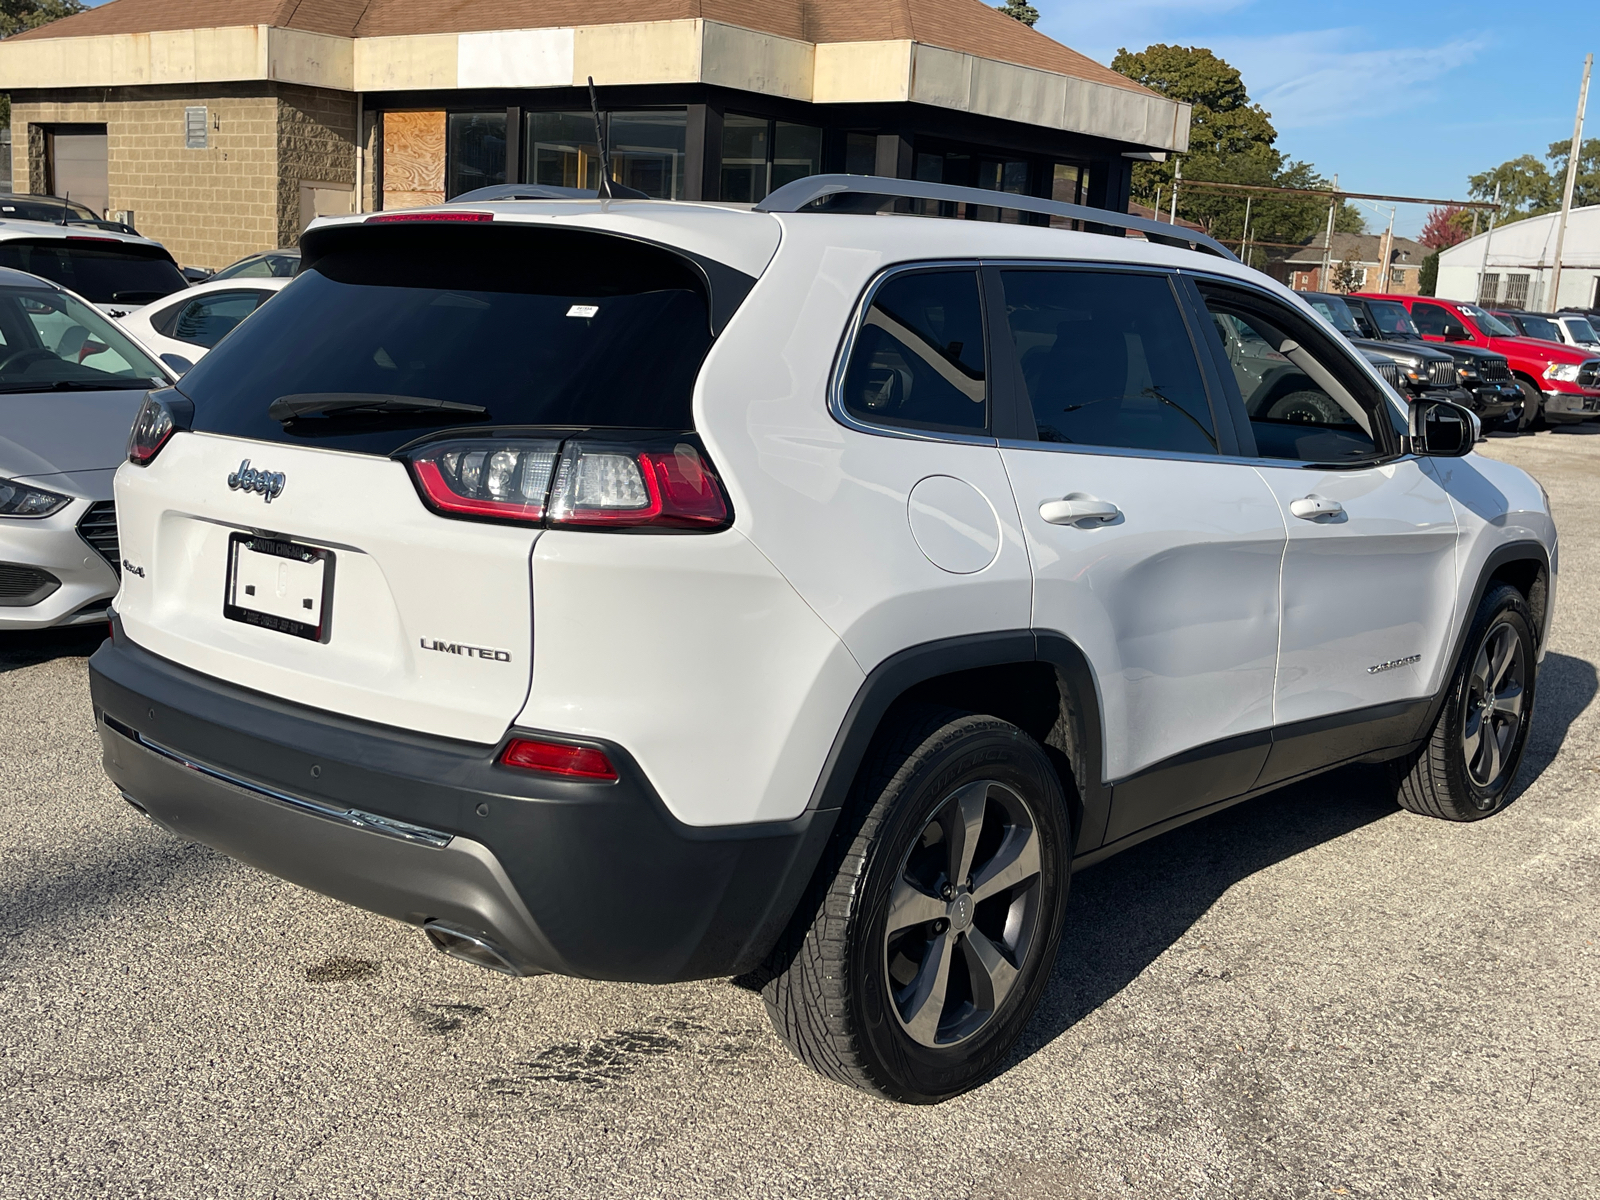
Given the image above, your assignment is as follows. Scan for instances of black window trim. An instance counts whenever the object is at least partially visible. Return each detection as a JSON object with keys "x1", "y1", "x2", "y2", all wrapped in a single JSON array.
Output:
[
  {"x1": 828, "y1": 259, "x2": 998, "y2": 447},
  {"x1": 1183, "y1": 271, "x2": 1410, "y2": 468}
]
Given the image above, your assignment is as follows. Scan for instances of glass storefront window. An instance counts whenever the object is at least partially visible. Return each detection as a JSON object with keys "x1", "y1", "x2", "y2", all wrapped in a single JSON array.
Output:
[
  {"x1": 720, "y1": 115, "x2": 770, "y2": 203},
  {"x1": 772, "y1": 122, "x2": 821, "y2": 192},
  {"x1": 976, "y1": 158, "x2": 1029, "y2": 223},
  {"x1": 1049, "y1": 163, "x2": 1084, "y2": 229},
  {"x1": 845, "y1": 133, "x2": 877, "y2": 175},
  {"x1": 609, "y1": 110, "x2": 687, "y2": 199},
  {"x1": 447, "y1": 112, "x2": 506, "y2": 199},
  {"x1": 527, "y1": 111, "x2": 602, "y2": 191}
]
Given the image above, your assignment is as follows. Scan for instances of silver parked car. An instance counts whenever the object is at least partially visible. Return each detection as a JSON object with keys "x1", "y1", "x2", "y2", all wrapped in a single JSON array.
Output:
[{"x1": 0, "y1": 266, "x2": 172, "y2": 628}]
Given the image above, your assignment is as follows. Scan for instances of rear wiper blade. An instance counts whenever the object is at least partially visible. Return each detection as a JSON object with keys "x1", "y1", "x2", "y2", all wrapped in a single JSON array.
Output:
[
  {"x1": 0, "y1": 378, "x2": 162, "y2": 394},
  {"x1": 268, "y1": 393, "x2": 488, "y2": 422}
]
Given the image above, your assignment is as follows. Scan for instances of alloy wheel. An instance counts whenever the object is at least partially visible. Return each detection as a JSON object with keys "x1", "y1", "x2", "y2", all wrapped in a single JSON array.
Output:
[
  {"x1": 1462, "y1": 620, "x2": 1527, "y2": 795},
  {"x1": 883, "y1": 780, "x2": 1043, "y2": 1048}
]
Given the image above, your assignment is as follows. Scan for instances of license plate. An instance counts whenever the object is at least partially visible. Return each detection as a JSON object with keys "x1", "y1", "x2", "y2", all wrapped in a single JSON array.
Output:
[{"x1": 224, "y1": 533, "x2": 335, "y2": 642}]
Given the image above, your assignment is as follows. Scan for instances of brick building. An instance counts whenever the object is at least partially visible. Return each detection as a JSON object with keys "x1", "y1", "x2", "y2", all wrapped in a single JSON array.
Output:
[
  {"x1": 1, "y1": 0, "x2": 1191, "y2": 271},
  {"x1": 1281, "y1": 231, "x2": 1428, "y2": 296}
]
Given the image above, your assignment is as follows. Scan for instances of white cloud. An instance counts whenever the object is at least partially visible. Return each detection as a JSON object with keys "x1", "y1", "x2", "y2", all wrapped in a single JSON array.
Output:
[{"x1": 1213, "y1": 30, "x2": 1489, "y2": 129}]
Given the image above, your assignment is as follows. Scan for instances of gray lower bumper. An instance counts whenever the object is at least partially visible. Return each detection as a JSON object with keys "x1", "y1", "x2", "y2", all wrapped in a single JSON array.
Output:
[
  {"x1": 104, "y1": 719, "x2": 565, "y2": 975},
  {"x1": 1542, "y1": 390, "x2": 1600, "y2": 420}
]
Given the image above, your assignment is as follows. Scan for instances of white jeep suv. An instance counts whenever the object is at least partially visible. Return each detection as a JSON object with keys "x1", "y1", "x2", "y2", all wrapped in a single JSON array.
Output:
[{"x1": 91, "y1": 178, "x2": 1557, "y2": 1103}]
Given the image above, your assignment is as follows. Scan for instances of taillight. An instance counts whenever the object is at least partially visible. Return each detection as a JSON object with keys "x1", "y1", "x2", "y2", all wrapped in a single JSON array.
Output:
[
  {"x1": 401, "y1": 436, "x2": 731, "y2": 531},
  {"x1": 127, "y1": 391, "x2": 177, "y2": 465},
  {"x1": 499, "y1": 737, "x2": 618, "y2": 781}
]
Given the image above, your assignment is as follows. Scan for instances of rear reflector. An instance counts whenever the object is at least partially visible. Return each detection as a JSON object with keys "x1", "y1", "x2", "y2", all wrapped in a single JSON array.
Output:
[
  {"x1": 499, "y1": 737, "x2": 618, "y2": 781},
  {"x1": 366, "y1": 211, "x2": 494, "y2": 224}
]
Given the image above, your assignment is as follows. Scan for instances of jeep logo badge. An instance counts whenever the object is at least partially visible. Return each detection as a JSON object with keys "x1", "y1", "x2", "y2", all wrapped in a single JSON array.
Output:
[{"x1": 228, "y1": 459, "x2": 286, "y2": 503}]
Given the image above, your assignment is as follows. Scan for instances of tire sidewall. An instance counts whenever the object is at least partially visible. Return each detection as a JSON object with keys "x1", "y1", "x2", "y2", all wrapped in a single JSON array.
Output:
[{"x1": 845, "y1": 721, "x2": 1070, "y2": 1103}]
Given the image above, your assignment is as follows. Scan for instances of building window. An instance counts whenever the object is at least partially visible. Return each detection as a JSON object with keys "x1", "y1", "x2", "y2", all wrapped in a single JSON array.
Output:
[
  {"x1": 1478, "y1": 273, "x2": 1499, "y2": 306},
  {"x1": 720, "y1": 115, "x2": 821, "y2": 202},
  {"x1": 1505, "y1": 274, "x2": 1529, "y2": 309},
  {"x1": 1390, "y1": 268, "x2": 1408, "y2": 288},
  {"x1": 845, "y1": 133, "x2": 877, "y2": 175},
  {"x1": 447, "y1": 112, "x2": 506, "y2": 199},
  {"x1": 185, "y1": 106, "x2": 207, "y2": 150},
  {"x1": 527, "y1": 112, "x2": 602, "y2": 190},
  {"x1": 609, "y1": 110, "x2": 687, "y2": 199}
]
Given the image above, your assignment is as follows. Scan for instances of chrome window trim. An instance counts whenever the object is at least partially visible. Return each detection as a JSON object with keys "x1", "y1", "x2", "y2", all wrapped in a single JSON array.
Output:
[
  {"x1": 828, "y1": 259, "x2": 998, "y2": 447},
  {"x1": 995, "y1": 435, "x2": 1420, "y2": 473}
]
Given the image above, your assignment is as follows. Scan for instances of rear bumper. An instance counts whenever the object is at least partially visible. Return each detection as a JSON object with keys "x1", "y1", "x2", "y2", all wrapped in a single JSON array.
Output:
[{"x1": 90, "y1": 632, "x2": 834, "y2": 982}]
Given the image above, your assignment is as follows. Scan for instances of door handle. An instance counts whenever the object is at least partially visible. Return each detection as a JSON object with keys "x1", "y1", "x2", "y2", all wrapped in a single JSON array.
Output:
[
  {"x1": 1289, "y1": 494, "x2": 1344, "y2": 521},
  {"x1": 1039, "y1": 494, "x2": 1121, "y2": 526}
]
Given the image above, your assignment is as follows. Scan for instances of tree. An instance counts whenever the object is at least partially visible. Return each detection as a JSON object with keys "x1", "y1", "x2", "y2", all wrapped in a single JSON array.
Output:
[
  {"x1": 1111, "y1": 44, "x2": 1364, "y2": 247},
  {"x1": 2, "y1": 0, "x2": 87, "y2": 130},
  {"x1": 1419, "y1": 251, "x2": 1440, "y2": 297},
  {"x1": 1331, "y1": 255, "x2": 1364, "y2": 295},
  {"x1": 994, "y1": 0, "x2": 1039, "y2": 25},
  {"x1": 1419, "y1": 205, "x2": 1473, "y2": 250}
]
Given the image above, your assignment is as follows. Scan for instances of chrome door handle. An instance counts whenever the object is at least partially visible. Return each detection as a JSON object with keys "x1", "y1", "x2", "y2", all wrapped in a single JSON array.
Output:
[
  {"x1": 1039, "y1": 494, "x2": 1121, "y2": 526},
  {"x1": 1289, "y1": 494, "x2": 1344, "y2": 521}
]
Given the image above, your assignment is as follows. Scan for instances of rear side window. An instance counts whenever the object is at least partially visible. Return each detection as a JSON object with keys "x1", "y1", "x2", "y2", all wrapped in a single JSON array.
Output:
[
  {"x1": 152, "y1": 288, "x2": 269, "y2": 347},
  {"x1": 840, "y1": 269, "x2": 987, "y2": 433},
  {"x1": 999, "y1": 269, "x2": 1217, "y2": 455},
  {"x1": 0, "y1": 239, "x2": 187, "y2": 305},
  {"x1": 180, "y1": 224, "x2": 723, "y2": 454}
]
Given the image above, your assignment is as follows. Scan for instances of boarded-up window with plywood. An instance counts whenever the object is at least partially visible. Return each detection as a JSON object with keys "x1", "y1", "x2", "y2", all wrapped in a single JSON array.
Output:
[{"x1": 382, "y1": 111, "x2": 446, "y2": 209}]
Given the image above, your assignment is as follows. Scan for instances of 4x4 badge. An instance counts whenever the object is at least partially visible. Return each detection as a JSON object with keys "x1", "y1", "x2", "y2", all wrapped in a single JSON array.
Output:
[{"x1": 227, "y1": 459, "x2": 286, "y2": 503}]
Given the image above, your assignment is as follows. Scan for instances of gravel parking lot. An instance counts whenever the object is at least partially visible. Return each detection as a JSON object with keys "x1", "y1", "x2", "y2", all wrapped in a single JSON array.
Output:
[{"x1": 2, "y1": 428, "x2": 1597, "y2": 1200}]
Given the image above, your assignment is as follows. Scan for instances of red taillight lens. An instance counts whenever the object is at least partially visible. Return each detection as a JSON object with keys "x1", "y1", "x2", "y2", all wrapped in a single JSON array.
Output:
[
  {"x1": 366, "y1": 211, "x2": 494, "y2": 224},
  {"x1": 499, "y1": 737, "x2": 618, "y2": 781},
  {"x1": 401, "y1": 437, "x2": 731, "y2": 531},
  {"x1": 547, "y1": 441, "x2": 730, "y2": 529},
  {"x1": 406, "y1": 439, "x2": 561, "y2": 522},
  {"x1": 127, "y1": 392, "x2": 177, "y2": 465}
]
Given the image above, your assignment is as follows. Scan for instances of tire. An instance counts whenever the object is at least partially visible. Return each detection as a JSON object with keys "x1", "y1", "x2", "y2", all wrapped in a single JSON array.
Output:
[
  {"x1": 760, "y1": 706, "x2": 1071, "y2": 1103},
  {"x1": 1392, "y1": 584, "x2": 1537, "y2": 821},
  {"x1": 1265, "y1": 389, "x2": 1344, "y2": 424},
  {"x1": 1513, "y1": 378, "x2": 1544, "y2": 432}
]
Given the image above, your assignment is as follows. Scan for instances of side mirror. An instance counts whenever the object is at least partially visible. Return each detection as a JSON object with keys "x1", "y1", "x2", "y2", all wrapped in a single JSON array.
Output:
[
  {"x1": 1441, "y1": 323, "x2": 1469, "y2": 341},
  {"x1": 159, "y1": 352, "x2": 195, "y2": 376},
  {"x1": 1409, "y1": 399, "x2": 1479, "y2": 457}
]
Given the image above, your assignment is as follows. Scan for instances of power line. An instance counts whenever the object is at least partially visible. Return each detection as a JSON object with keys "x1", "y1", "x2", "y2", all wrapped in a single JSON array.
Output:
[{"x1": 1171, "y1": 178, "x2": 1498, "y2": 210}]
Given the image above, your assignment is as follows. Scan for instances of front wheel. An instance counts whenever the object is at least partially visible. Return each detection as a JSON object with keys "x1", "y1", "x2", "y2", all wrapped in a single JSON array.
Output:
[
  {"x1": 1391, "y1": 584, "x2": 1537, "y2": 820},
  {"x1": 760, "y1": 708, "x2": 1071, "y2": 1103}
]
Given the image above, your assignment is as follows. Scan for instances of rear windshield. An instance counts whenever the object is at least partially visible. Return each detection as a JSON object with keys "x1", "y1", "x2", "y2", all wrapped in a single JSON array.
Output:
[
  {"x1": 180, "y1": 223, "x2": 719, "y2": 455},
  {"x1": 1365, "y1": 300, "x2": 1419, "y2": 337},
  {"x1": 0, "y1": 238, "x2": 187, "y2": 305}
]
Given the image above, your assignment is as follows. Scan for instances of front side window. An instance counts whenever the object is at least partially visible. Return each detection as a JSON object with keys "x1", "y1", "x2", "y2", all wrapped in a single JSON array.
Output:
[
  {"x1": 840, "y1": 270, "x2": 987, "y2": 433},
  {"x1": 1000, "y1": 269, "x2": 1216, "y2": 455},
  {"x1": 1201, "y1": 288, "x2": 1385, "y2": 464},
  {"x1": 0, "y1": 286, "x2": 165, "y2": 390}
]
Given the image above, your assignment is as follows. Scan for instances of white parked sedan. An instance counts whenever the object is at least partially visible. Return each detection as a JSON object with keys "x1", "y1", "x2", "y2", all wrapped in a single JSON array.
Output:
[{"x1": 119, "y1": 276, "x2": 291, "y2": 372}]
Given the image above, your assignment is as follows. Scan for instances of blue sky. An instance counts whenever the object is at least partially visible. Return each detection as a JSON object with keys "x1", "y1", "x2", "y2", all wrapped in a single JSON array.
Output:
[{"x1": 1040, "y1": 0, "x2": 1595, "y2": 236}]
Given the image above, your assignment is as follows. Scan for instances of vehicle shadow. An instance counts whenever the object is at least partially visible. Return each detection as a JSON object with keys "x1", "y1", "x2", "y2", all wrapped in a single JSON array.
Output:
[
  {"x1": 1012, "y1": 648, "x2": 1597, "y2": 1069},
  {"x1": 0, "y1": 625, "x2": 106, "y2": 675}
]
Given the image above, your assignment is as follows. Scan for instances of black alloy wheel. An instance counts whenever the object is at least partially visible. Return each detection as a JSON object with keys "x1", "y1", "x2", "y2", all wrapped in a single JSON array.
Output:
[{"x1": 1461, "y1": 619, "x2": 1528, "y2": 795}]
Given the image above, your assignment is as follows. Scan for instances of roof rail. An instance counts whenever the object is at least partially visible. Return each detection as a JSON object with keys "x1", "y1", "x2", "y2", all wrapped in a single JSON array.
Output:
[
  {"x1": 754, "y1": 174, "x2": 1238, "y2": 261},
  {"x1": 449, "y1": 181, "x2": 650, "y2": 203}
]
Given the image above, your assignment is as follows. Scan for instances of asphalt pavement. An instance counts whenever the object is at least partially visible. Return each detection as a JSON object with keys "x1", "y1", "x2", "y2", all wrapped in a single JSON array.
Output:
[{"x1": 2, "y1": 428, "x2": 1597, "y2": 1199}]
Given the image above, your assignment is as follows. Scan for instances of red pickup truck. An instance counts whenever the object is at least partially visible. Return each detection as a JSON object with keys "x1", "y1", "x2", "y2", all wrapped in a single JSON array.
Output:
[{"x1": 1354, "y1": 292, "x2": 1600, "y2": 427}]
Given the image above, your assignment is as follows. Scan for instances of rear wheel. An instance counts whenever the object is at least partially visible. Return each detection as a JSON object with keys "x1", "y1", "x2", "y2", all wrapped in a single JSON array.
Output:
[
  {"x1": 1392, "y1": 584, "x2": 1536, "y2": 820},
  {"x1": 760, "y1": 707, "x2": 1071, "y2": 1103}
]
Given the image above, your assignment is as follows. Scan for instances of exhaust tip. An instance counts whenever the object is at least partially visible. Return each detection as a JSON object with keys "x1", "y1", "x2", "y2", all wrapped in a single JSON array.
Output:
[{"x1": 422, "y1": 920, "x2": 526, "y2": 977}]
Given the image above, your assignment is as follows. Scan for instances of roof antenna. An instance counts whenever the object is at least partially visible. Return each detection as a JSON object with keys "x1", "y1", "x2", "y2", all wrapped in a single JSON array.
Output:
[
  {"x1": 60, "y1": 191, "x2": 71, "y2": 225},
  {"x1": 587, "y1": 76, "x2": 614, "y2": 200}
]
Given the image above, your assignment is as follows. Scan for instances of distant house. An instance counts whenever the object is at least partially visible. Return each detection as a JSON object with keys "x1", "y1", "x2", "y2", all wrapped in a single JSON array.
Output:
[{"x1": 1280, "y1": 231, "x2": 1427, "y2": 294}]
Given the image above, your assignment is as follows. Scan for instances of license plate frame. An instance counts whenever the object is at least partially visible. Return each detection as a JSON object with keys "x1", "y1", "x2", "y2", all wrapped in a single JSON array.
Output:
[{"x1": 223, "y1": 532, "x2": 335, "y2": 642}]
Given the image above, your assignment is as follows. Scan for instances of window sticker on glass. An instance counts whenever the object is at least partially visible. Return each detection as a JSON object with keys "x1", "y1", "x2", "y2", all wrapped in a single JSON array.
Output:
[{"x1": 567, "y1": 304, "x2": 599, "y2": 319}]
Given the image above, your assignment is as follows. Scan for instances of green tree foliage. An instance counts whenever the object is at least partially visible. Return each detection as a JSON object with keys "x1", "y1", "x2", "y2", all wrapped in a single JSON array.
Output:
[
  {"x1": 1111, "y1": 44, "x2": 1363, "y2": 257},
  {"x1": 2, "y1": 0, "x2": 87, "y2": 129},
  {"x1": 1419, "y1": 251, "x2": 1440, "y2": 297},
  {"x1": 1468, "y1": 138, "x2": 1600, "y2": 223},
  {"x1": 994, "y1": 0, "x2": 1040, "y2": 26}
]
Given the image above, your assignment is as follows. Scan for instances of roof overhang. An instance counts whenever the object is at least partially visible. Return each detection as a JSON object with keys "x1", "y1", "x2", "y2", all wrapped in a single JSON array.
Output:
[{"x1": 0, "y1": 20, "x2": 1191, "y2": 152}]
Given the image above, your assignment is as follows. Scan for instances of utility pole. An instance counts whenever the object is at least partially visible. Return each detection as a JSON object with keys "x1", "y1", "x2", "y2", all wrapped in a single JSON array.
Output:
[
  {"x1": 1241, "y1": 194, "x2": 1253, "y2": 267},
  {"x1": 1477, "y1": 181, "x2": 1501, "y2": 305},
  {"x1": 1320, "y1": 174, "x2": 1338, "y2": 289},
  {"x1": 1153, "y1": 186, "x2": 1162, "y2": 221},
  {"x1": 1551, "y1": 53, "x2": 1593, "y2": 309},
  {"x1": 1170, "y1": 158, "x2": 1181, "y2": 225},
  {"x1": 1377, "y1": 206, "x2": 1396, "y2": 291}
]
